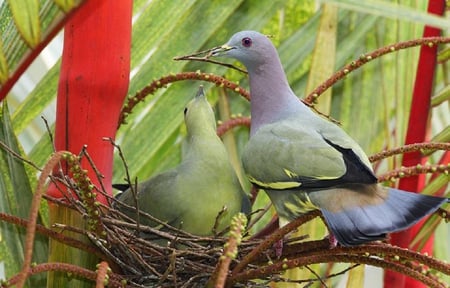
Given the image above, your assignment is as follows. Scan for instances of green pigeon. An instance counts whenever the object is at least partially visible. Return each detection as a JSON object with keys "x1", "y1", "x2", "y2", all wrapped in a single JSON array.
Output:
[
  {"x1": 115, "y1": 86, "x2": 250, "y2": 237},
  {"x1": 208, "y1": 31, "x2": 448, "y2": 246}
]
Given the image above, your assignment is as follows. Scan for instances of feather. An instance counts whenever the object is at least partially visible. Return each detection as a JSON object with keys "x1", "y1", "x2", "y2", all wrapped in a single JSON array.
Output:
[{"x1": 319, "y1": 188, "x2": 446, "y2": 246}]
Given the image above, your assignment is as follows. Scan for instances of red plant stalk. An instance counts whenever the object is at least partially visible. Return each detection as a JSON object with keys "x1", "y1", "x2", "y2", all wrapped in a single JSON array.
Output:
[
  {"x1": 384, "y1": 1, "x2": 445, "y2": 288},
  {"x1": 46, "y1": 0, "x2": 132, "y2": 205}
]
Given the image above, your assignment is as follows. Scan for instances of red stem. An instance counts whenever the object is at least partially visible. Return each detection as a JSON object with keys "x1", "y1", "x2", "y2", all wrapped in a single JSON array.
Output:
[
  {"x1": 46, "y1": 0, "x2": 132, "y2": 205},
  {"x1": 384, "y1": 1, "x2": 445, "y2": 288}
]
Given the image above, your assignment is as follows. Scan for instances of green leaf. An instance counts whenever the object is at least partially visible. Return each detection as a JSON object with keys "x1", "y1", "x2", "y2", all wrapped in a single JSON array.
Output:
[
  {"x1": 53, "y1": 0, "x2": 83, "y2": 13},
  {"x1": 434, "y1": 221, "x2": 450, "y2": 285},
  {"x1": 28, "y1": 124, "x2": 53, "y2": 168},
  {"x1": 346, "y1": 264, "x2": 365, "y2": 288},
  {"x1": 12, "y1": 61, "x2": 60, "y2": 134},
  {"x1": 430, "y1": 126, "x2": 449, "y2": 146},
  {"x1": 6, "y1": 0, "x2": 41, "y2": 48},
  {"x1": 323, "y1": 0, "x2": 449, "y2": 29},
  {"x1": 0, "y1": 0, "x2": 81, "y2": 97},
  {"x1": 305, "y1": 3, "x2": 337, "y2": 113},
  {"x1": 0, "y1": 39, "x2": 8, "y2": 84},
  {"x1": 431, "y1": 85, "x2": 450, "y2": 107},
  {"x1": 0, "y1": 102, "x2": 47, "y2": 287}
]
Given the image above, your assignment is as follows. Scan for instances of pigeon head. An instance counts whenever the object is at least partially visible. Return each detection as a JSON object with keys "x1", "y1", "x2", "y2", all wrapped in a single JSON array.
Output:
[
  {"x1": 211, "y1": 30, "x2": 277, "y2": 71},
  {"x1": 184, "y1": 86, "x2": 216, "y2": 135},
  {"x1": 209, "y1": 31, "x2": 301, "y2": 133}
]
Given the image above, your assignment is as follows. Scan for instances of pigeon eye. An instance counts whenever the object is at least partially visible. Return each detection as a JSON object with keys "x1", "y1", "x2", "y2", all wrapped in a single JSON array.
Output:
[{"x1": 242, "y1": 37, "x2": 252, "y2": 47}]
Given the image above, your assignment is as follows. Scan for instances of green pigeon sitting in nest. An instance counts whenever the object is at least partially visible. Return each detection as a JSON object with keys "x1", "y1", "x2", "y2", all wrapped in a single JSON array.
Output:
[{"x1": 114, "y1": 86, "x2": 251, "y2": 238}]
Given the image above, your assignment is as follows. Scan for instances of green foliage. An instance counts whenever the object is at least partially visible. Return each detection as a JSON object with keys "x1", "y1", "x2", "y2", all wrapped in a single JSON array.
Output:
[
  {"x1": 0, "y1": 0, "x2": 82, "y2": 87},
  {"x1": 0, "y1": 102, "x2": 47, "y2": 287}
]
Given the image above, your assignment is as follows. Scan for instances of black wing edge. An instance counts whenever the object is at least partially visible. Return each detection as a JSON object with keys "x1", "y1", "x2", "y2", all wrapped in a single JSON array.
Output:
[
  {"x1": 277, "y1": 138, "x2": 378, "y2": 190},
  {"x1": 112, "y1": 183, "x2": 130, "y2": 191}
]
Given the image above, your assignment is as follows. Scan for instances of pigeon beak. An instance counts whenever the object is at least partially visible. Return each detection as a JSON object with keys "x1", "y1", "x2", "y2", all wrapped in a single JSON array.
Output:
[
  {"x1": 196, "y1": 85, "x2": 205, "y2": 99},
  {"x1": 209, "y1": 44, "x2": 235, "y2": 57}
]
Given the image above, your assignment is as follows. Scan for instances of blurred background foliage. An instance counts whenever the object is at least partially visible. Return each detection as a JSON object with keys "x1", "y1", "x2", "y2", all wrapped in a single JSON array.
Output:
[{"x1": 0, "y1": 0, "x2": 448, "y2": 287}]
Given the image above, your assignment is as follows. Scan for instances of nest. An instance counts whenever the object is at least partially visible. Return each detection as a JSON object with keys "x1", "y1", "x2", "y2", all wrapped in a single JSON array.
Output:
[
  {"x1": 98, "y1": 199, "x2": 259, "y2": 287},
  {"x1": 64, "y1": 183, "x2": 450, "y2": 288},
  {"x1": 3, "y1": 148, "x2": 449, "y2": 288}
]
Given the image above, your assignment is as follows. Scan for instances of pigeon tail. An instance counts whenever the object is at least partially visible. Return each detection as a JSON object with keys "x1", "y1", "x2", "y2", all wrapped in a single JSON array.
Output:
[{"x1": 321, "y1": 188, "x2": 446, "y2": 246}]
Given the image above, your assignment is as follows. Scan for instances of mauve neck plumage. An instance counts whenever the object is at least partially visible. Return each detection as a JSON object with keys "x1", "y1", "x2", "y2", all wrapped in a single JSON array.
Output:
[{"x1": 245, "y1": 37, "x2": 308, "y2": 136}]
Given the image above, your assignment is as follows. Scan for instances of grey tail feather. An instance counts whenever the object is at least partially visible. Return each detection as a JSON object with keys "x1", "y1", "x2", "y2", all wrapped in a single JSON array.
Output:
[{"x1": 321, "y1": 188, "x2": 447, "y2": 246}]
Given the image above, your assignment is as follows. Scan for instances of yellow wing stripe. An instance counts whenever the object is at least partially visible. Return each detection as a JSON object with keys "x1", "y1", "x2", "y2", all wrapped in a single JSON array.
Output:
[
  {"x1": 313, "y1": 175, "x2": 341, "y2": 180},
  {"x1": 284, "y1": 168, "x2": 341, "y2": 181},
  {"x1": 284, "y1": 196, "x2": 318, "y2": 213},
  {"x1": 248, "y1": 175, "x2": 301, "y2": 190},
  {"x1": 289, "y1": 193, "x2": 318, "y2": 212},
  {"x1": 283, "y1": 168, "x2": 298, "y2": 178},
  {"x1": 249, "y1": 167, "x2": 342, "y2": 190}
]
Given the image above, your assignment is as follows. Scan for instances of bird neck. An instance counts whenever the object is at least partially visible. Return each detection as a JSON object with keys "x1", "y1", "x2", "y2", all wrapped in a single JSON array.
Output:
[
  {"x1": 181, "y1": 134, "x2": 228, "y2": 172},
  {"x1": 248, "y1": 59, "x2": 306, "y2": 136},
  {"x1": 186, "y1": 122, "x2": 217, "y2": 138}
]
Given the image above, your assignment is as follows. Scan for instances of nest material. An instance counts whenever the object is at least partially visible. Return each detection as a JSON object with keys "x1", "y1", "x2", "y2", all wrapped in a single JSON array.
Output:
[
  {"x1": 93, "y1": 200, "x2": 259, "y2": 288},
  {"x1": 5, "y1": 180, "x2": 449, "y2": 288},
  {"x1": 83, "y1": 194, "x2": 450, "y2": 288},
  {"x1": 15, "y1": 148, "x2": 447, "y2": 288}
]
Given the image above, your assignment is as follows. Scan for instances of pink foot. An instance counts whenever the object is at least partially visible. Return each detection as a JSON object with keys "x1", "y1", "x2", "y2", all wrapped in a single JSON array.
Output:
[{"x1": 328, "y1": 233, "x2": 338, "y2": 248}]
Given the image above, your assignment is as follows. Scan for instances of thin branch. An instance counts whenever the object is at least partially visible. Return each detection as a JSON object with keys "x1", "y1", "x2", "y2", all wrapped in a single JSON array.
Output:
[
  {"x1": 305, "y1": 265, "x2": 327, "y2": 287},
  {"x1": 41, "y1": 116, "x2": 57, "y2": 153},
  {"x1": 103, "y1": 137, "x2": 140, "y2": 232},
  {"x1": 0, "y1": 212, "x2": 103, "y2": 259},
  {"x1": 305, "y1": 36, "x2": 450, "y2": 103},
  {"x1": 216, "y1": 116, "x2": 251, "y2": 137},
  {"x1": 0, "y1": 140, "x2": 42, "y2": 171},
  {"x1": 175, "y1": 56, "x2": 247, "y2": 74},
  {"x1": 245, "y1": 203, "x2": 273, "y2": 235},
  {"x1": 174, "y1": 47, "x2": 248, "y2": 74},
  {"x1": 369, "y1": 142, "x2": 450, "y2": 162},
  {"x1": 4, "y1": 262, "x2": 125, "y2": 288},
  {"x1": 118, "y1": 72, "x2": 250, "y2": 127},
  {"x1": 229, "y1": 253, "x2": 445, "y2": 288},
  {"x1": 231, "y1": 210, "x2": 321, "y2": 275},
  {"x1": 268, "y1": 264, "x2": 359, "y2": 285},
  {"x1": 79, "y1": 145, "x2": 107, "y2": 195},
  {"x1": 16, "y1": 151, "x2": 66, "y2": 288},
  {"x1": 377, "y1": 163, "x2": 450, "y2": 183}
]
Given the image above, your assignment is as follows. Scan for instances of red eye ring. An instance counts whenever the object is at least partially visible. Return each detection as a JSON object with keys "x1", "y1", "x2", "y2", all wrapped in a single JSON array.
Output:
[{"x1": 242, "y1": 37, "x2": 252, "y2": 47}]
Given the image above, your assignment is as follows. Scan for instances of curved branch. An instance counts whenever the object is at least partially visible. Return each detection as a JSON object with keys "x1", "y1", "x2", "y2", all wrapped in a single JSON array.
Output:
[
  {"x1": 369, "y1": 142, "x2": 450, "y2": 163},
  {"x1": 305, "y1": 36, "x2": 450, "y2": 103}
]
